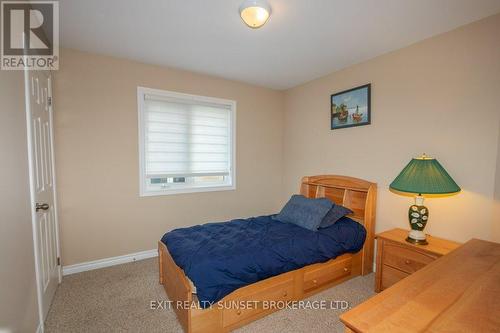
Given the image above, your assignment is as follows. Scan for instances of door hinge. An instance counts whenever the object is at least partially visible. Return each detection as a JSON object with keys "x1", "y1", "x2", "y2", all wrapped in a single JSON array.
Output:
[
  {"x1": 48, "y1": 96, "x2": 52, "y2": 107},
  {"x1": 57, "y1": 257, "x2": 61, "y2": 266}
]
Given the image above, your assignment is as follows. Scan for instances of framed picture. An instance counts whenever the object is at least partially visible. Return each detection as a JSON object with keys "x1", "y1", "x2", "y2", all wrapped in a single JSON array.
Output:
[{"x1": 331, "y1": 84, "x2": 371, "y2": 130}]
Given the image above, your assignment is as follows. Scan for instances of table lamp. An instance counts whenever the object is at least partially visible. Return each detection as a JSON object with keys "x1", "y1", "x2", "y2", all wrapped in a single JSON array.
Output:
[{"x1": 389, "y1": 154, "x2": 460, "y2": 245}]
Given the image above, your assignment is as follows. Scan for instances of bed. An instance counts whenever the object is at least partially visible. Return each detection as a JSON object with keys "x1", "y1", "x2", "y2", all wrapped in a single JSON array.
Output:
[{"x1": 158, "y1": 175, "x2": 377, "y2": 333}]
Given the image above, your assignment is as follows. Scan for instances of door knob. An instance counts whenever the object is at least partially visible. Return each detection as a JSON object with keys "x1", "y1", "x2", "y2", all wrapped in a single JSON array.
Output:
[{"x1": 36, "y1": 203, "x2": 49, "y2": 211}]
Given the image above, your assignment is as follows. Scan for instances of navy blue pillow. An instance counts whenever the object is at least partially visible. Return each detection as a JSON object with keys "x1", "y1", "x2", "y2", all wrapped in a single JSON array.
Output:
[
  {"x1": 319, "y1": 204, "x2": 353, "y2": 229},
  {"x1": 275, "y1": 195, "x2": 333, "y2": 231}
]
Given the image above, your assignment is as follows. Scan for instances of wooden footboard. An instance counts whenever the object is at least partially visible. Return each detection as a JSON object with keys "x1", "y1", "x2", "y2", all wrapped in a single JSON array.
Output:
[
  {"x1": 158, "y1": 175, "x2": 377, "y2": 333},
  {"x1": 158, "y1": 241, "x2": 192, "y2": 331},
  {"x1": 159, "y1": 241, "x2": 224, "y2": 332}
]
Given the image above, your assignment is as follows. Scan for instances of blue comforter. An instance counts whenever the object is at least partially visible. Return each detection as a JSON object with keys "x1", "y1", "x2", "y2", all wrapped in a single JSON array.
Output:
[{"x1": 161, "y1": 215, "x2": 366, "y2": 308}]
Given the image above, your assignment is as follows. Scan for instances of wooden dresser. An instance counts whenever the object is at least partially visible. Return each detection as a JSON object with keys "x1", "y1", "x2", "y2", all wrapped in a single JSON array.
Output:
[
  {"x1": 375, "y1": 228, "x2": 461, "y2": 292},
  {"x1": 341, "y1": 239, "x2": 500, "y2": 332}
]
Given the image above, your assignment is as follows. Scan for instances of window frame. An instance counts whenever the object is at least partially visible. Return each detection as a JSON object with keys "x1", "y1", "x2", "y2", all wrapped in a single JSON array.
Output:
[{"x1": 137, "y1": 86, "x2": 236, "y2": 197}]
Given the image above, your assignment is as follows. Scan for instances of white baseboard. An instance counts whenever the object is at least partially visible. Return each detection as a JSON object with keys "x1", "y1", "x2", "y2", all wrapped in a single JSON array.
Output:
[{"x1": 62, "y1": 249, "x2": 158, "y2": 276}]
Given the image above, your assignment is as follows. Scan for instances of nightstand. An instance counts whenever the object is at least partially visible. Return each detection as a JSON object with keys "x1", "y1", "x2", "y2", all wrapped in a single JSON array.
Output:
[{"x1": 375, "y1": 228, "x2": 461, "y2": 292}]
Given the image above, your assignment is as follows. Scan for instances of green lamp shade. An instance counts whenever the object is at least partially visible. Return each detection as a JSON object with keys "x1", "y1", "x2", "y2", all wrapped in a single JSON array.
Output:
[{"x1": 390, "y1": 157, "x2": 461, "y2": 195}]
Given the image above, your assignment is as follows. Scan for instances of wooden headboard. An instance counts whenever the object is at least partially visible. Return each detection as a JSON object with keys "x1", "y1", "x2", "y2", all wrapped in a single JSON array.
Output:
[{"x1": 300, "y1": 175, "x2": 377, "y2": 275}]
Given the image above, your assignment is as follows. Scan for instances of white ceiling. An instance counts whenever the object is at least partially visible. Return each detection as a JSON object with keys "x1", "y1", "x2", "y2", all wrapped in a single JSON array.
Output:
[{"x1": 59, "y1": 0, "x2": 500, "y2": 90}]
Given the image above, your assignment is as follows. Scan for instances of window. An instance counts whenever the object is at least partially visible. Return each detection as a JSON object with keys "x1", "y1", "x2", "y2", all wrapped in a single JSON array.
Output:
[{"x1": 138, "y1": 87, "x2": 236, "y2": 196}]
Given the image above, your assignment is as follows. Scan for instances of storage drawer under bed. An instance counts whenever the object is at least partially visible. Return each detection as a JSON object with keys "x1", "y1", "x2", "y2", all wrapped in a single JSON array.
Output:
[
  {"x1": 222, "y1": 275, "x2": 294, "y2": 327},
  {"x1": 303, "y1": 256, "x2": 352, "y2": 292}
]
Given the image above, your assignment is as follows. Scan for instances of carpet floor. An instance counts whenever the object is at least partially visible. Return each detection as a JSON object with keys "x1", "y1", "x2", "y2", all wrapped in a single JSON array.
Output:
[{"x1": 45, "y1": 258, "x2": 375, "y2": 333}]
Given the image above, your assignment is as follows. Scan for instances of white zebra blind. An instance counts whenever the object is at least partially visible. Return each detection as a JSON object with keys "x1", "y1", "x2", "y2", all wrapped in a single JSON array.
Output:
[{"x1": 143, "y1": 93, "x2": 233, "y2": 179}]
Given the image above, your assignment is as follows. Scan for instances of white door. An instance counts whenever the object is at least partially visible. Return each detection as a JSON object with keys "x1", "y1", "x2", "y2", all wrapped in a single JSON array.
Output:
[{"x1": 25, "y1": 70, "x2": 61, "y2": 321}]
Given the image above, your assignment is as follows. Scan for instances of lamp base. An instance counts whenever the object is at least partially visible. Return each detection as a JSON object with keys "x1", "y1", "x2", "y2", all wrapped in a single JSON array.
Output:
[
  {"x1": 406, "y1": 229, "x2": 428, "y2": 245},
  {"x1": 406, "y1": 236, "x2": 428, "y2": 245},
  {"x1": 407, "y1": 195, "x2": 429, "y2": 245}
]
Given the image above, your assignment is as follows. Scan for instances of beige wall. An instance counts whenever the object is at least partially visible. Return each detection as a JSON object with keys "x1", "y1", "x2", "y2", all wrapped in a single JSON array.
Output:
[
  {"x1": 55, "y1": 14, "x2": 500, "y2": 267},
  {"x1": 54, "y1": 49, "x2": 285, "y2": 265},
  {"x1": 283, "y1": 14, "x2": 500, "y2": 243},
  {"x1": 493, "y1": 118, "x2": 500, "y2": 243},
  {"x1": 0, "y1": 71, "x2": 40, "y2": 332}
]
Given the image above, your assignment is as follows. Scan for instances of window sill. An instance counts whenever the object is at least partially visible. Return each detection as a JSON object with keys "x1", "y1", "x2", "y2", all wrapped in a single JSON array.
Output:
[{"x1": 139, "y1": 184, "x2": 236, "y2": 197}]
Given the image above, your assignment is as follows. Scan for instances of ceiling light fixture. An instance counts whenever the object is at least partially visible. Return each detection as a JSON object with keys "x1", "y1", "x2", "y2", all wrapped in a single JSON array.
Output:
[{"x1": 239, "y1": 0, "x2": 271, "y2": 29}]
